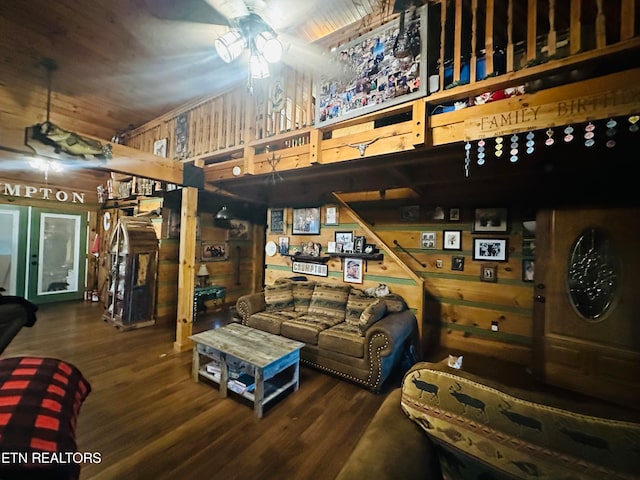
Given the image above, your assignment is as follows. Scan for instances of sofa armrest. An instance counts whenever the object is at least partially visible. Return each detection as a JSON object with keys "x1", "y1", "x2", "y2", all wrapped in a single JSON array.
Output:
[
  {"x1": 335, "y1": 388, "x2": 442, "y2": 480},
  {"x1": 235, "y1": 292, "x2": 266, "y2": 324},
  {"x1": 365, "y1": 310, "x2": 418, "y2": 357}
]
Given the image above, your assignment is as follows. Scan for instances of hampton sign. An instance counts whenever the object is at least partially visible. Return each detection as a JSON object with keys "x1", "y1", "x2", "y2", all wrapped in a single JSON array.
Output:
[{"x1": 2, "y1": 183, "x2": 85, "y2": 203}]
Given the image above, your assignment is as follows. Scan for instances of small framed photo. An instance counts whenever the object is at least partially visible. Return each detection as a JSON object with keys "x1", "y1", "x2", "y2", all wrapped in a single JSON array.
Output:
[
  {"x1": 343, "y1": 258, "x2": 363, "y2": 284},
  {"x1": 278, "y1": 236, "x2": 290, "y2": 255},
  {"x1": 473, "y1": 238, "x2": 508, "y2": 262},
  {"x1": 269, "y1": 208, "x2": 286, "y2": 234},
  {"x1": 443, "y1": 230, "x2": 462, "y2": 250},
  {"x1": 325, "y1": 205, "x2": 339, "y2": 225},
  {"x1": 228, "y1": 220, "x2": 250, "y2": 240},
  {"x1": 201, "y1": 241, "x2": 227, "y2": 261},
  {"x1": 354, "y1": 236, "x2": 366, "y2": 253},
  {"x1": 480, "y1": 264, "x2": 498, "y2": 282},
  {"x1": 451, "y1": 256, "x2": 465, "y2": 271},
  {"x1": 335, "y1": 231, "x2": 353, "y2": 252},
  {"x1": 449, "y1": 208, "x2": 460, "y2": 221},
  {"x1": 473, "y1": 208, "x2": 509, "y2": 233},
  {"x1": 421, "y1": 231, "x2": 437, "y2": 249},
  {"x1": 292, "y1": 207, "x2": 321, "y2": 235},
  {"x1": 400, "y1": 205, "x2": 420, "y2": 222},
  {"x1": 153, "y1": 138, "x2": 168, "y2": 157},
  {"x1": 522, "y1": 259, "x2": 535, "y2": 282},
  {"x1": 433, "y1": 206, "x2": 446, "y2": 220}
]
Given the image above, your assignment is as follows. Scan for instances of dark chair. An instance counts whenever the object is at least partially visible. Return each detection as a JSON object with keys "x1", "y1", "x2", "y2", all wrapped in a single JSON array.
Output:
[{"x1": 0, "y1": 294, "x2": 38, "y2": 354}]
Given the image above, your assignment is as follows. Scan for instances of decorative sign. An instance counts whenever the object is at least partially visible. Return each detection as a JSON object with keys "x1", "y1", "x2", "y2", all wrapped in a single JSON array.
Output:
[
  {"x1": 2, "y1": 183, "x2": 85, "y2": 203},
  {"x1": 292, "y1": 261, "x2": 328, "y2": 277},
  {"x1": 269, "y1": 208, "x2": 286, "y2": 234},
  {"x1": 175, "y1": 113, "x2": 189, "y2": 159}
]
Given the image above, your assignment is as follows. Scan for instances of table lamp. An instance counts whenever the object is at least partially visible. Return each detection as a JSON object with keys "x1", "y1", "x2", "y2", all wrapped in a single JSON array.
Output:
[{"x1": 197, "y1": 264, "x2": 210, "y2": 287}]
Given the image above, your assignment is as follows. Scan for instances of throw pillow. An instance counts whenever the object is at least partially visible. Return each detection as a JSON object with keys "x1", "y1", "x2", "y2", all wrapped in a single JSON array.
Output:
[
  {"x1": 357, "y1": 298, "x2": 387, "y2": 336},
  {"x1": 292, "y1": 281, "x2": 317, "y2": 314},
  {"x1": 383, "y1": 293, "x2": 408, "y2": 313},
  {"x1": 308, "y1": 283, "x2": 351, "y2": 321},
  {"x1": 345, "y1": 290, "x2": 379, "y2": 325},
  {"x1": 264, "y1": 283, "x2": 294, "y2": 312}
]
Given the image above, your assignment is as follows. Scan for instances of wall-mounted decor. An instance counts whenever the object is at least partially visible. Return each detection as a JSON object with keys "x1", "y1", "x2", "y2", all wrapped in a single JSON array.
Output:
[
  {"x1": 443, "y1": 230, "x2": 462, "y2": 250},
  {"x1": 400, "y1": 205, "x2": 420, "y2": 222},
  {"x1": 433, "y1": 206, "x2": 445, "y2": 220},
  {"x1": 344, "y1": 257, "x2": 363, "y2": 284},
  {"x1": 292, "y1": 207, "x2": 320, "y2": 235},
  {"x1": 229, "y1": 220, "x2": 250, "y2": 240},
  {"x1": 269, "y1": 208, "x2": 286, "y2": 234},
  {"x1": 452, "y1": 256, "x2": 465, "y2": 271},
  {"x1": 522, "y1": 259, "x2": 535, "y2": 282},
  {"x1": 473, "y1": 238, "x2": 508, "y2": 262},
  {"x1": 354, "y1": 235, "x2": 366, "y2": 253},
  {"x1": 265, "y1": 241, "x2": 277, "y2": 257},
  {"x1": 449, "y1": 208, "x2": 460, "y2": 221},
  {"x1": 278, "y1": 236, "x2": 289, "y2": 255},
  {"x1": 325, "y1": 205, "x2": 339, "y2": 225},
  {"x1": 292, "y1": 261, "x2": 328, "y2": 277},
  {"x1": 481, "y1": 264, "x2": 498, "y2": 282},
  {"x1": 201, "y1": 241, "x2": 227, "y2": 261},
  {"x1": 335, "y1": 231, "x2": 354, "y2": 253},
  {"x1": 153, "y1": 138, "x2": 168, "y2": 157},
  {"x1": 315, "y1": 5, "x2": 426, "y2": 127},
  {"x1": 420, "y1": 231, "x2": 437, "y2": 249},
  {"x1": 472, "y1": 208, "x2": 509, "y2": 233},
  {"x1": 174, "y1": 113, "x2": 189, "y2": 159}
]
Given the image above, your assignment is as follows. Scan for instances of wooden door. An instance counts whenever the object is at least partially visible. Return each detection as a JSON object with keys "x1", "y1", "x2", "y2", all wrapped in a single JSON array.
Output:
[{"x1": 533, "y1": 207, "x2": 640, "y2": 409}]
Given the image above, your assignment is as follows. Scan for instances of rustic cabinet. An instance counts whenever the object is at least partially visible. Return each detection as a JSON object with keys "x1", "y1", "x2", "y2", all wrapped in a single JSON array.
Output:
[{"x1": 103, "y1": 216, "x2": 158, "y2": 330}]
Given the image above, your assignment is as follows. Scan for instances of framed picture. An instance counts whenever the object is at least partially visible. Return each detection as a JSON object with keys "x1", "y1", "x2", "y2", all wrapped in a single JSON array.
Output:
[
  {"x1": 472, "y1": 208, "x2": 509, "y2": 233},
  {"x1": 269, "y1": 208, "x2": 286, "y2": 234},
  {"x1": 278, "y1": 236, "x2": 290, "y2": 255},
  {"x1": 335, "y1": 231, "x2": 353, "y2": 252},
  {"x1": 229, "y1": 220, "x2": 250, "y2": 240},
  {"x1": 354, "y1": 235, "x2": 366, "y2": 253},
  {"x1": 292, "y1": 207, "x2": 321, "y2": 235},
  {"x1": 443, "y1": 230, "x2": 462, "y2": 250},
  {"x1": 153, "y1": 138, "x2": 167, "y2": 157},
  {"x1": 325, "y1": 205, "x2": 339, "y2": 225},
  {"x1": 452, "y1": 256, "x2": 465, "y2": 271},
  {"x1": 522, "y1": 259, "x2": 535, "y2": 282},
  {"x1": 401, "y1": 205, "x2": 420, "y2": 222},
  {"x1": 449, "y1": 208, "x2": 460, "y2": 221},
  {"x1": 315, "y1": 5, "x2": 426, "y2": 128},
  {"x1": 433, "y1": 206, "x2": 445, "y2": 220},
  {"x1": 201, "y1": 241, "x2": 227, "y2": 261},
  {"x1": 473, "y1": 238, "x2": 508, "y2": 262},
  {"x1": 480, "y1": 264, "x2": 498, "y2": 282},
  {"x1": 343, "y1": 258, "x2": 363, "y2": 284},
  {"x1": 420, "y1": 231, "x2": 437, "y2": 249}
]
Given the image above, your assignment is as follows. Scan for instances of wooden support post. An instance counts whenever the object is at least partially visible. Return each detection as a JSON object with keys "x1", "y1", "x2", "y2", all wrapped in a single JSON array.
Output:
[
  {"x1": 506, "y1": 0, "x2": 514, "y2": 72},
  {"x1": 453, "y1": 0, "x2": 462, "y2": 82},
  {"x1": 485, "y1": 0, "x2": 495, "y2": 75},
  {"x1": 174, "y1": 185, "x2": 199, "y2": 352},
  {"x1": 439, "y1": 0, "x2": 447, "y2": 90},
  {"x1": 526, "y1": 0, "x2": 537, "y2": 62},
  {"x1": 570, "y1": 0, "x2": 581, "y2": 55},
  {"x1": 595, "y1": 0, "x2": 606, "y2": 49},
  {"x1": 470, "y1": 0, "x2": 478, "y2": 82},
  {"x1": 621, "y1": 0, "x2": 635, "y2": 39},
  {"x1": 547, "y1": 0, "x2": 557, "y2": 57}
]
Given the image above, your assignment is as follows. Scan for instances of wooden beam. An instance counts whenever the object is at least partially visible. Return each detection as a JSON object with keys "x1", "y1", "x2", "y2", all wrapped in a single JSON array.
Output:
[{"x1": 621, "y1": 0, "x2": 635, "y2": 40}]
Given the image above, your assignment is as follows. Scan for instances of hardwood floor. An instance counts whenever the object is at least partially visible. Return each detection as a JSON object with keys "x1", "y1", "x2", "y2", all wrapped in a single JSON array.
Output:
[{"x1": 3, "y1": 301, "x2": 398, "y2": 480}]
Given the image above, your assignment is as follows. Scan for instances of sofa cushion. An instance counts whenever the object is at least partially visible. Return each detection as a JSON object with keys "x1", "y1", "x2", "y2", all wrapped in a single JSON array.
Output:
[
  {"x1": 318, "y1": 322, "x2": 364, "y2": 358},
  {"x1": 401, "y1": 362, "x2": 640, "y2": 480},
  {"x1": 345, "y1": 290, "x2": 379, "y2": 324},
  {"x1": 356, "y1": 299, "x2": 387, "y2": 336},
  {"x1": 247, "y1": 311, "x2": 301, "y2": 335},
  {"x1": 264, "y1": 283, "x2": 294, "y2": 312},
  {"x1": 382, "y1": 293, "x2": 407, "y2": 313},
  {"x1": 292, "y1": 281, "x2": 317, "y2": 314},
  {"x1": 281, "y1": 314, "x2": 345, "y2": 345},
  {"x1": 307, "y1": 283, "x2": 351, "y2": 321}
]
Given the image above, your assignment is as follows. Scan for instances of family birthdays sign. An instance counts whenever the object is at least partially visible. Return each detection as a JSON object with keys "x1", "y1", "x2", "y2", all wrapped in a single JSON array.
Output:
[{"x1": 2, "y1": 183, "x2": 85, "y2": 203}]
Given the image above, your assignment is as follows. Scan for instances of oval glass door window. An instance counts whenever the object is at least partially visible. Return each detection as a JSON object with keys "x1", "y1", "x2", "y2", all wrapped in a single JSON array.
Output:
[{"x1": 567, "y1": 228, "x2": 618, "y2": 321}]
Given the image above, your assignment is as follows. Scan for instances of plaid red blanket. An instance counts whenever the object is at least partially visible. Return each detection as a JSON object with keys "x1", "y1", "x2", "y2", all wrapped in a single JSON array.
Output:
[{"x1": 0, "y1": 357, "x2": 91, "y2": 480}]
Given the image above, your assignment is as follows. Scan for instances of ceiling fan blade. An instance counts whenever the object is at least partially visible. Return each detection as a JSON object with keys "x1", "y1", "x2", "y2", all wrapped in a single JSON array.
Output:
[
  {"x1": 203, "y1": 0, "x2": 250, "y2": 20},
  {"x1": 144, "y1": 0, "x2": 230, "y2": 25}
]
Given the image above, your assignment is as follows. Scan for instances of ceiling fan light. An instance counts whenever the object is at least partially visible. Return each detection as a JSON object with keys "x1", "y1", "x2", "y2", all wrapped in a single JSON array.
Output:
[
  {"x1": 214, "y1": 29, "x2": 245, "y2": 63},
  {"x1": 254, "y1": 31, "x2": 282, "y2": 63},
  {"x1": 250, "y1": 54, "x2": 270, "y2": 79}
]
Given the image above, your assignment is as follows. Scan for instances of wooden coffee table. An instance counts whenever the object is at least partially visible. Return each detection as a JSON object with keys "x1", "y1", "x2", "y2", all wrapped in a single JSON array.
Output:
[{"x1": 189, "y1": 323, "x2": 305, "y2": 418}]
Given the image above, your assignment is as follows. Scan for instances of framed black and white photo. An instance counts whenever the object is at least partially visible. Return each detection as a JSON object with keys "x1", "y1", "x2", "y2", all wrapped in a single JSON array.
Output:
[
  {"x1": 451, "y1": 256, "x2": 465, "y2": 271},
  {"x1": 292, "y1": 207, "x2": 320, "y2": 235},
  {"x1": 433, "y1": 206, "x2": 445, "y2": 220},
  {"x1": 480, "y1": 264, "x2": 498, "y2": 282},
  {"x1": 449, "y1": 208, "x2": 460, "y2": 221},
  {"x1": 201, "y1": 241, "x2": 227, "y2": 261},
  {"x1": 325, "y1": 205, "x2": 339, "y2": 225},
  {"x1": 400, "y1": 205, "x2": 420, "y2": 222},
  {"x1": 420, "y1": 231, "x2": 437, "y2": 249},
  {"x1": 473, "y1": 238, "x2": 508, "y2": 262},
  {"x1": 343, "y1": 257, "x2": 363, "y2": 284},
  {"x1": 269, "y1": 208, "x2": 286, "y2": 234},
  {"x1": 153, "y1": 138, "x2": 168, "y2": 157},
  {"x1": 228, "y1": 220, "x2": 250, "y2": 240},
  {"x1": 443, "y1": 230, "x2": 462, "y2": 250},
  {"x1": 335, "y1": 231, "x2": 353, "y2": 252},
  {"x1": 354, "y1": 236, "x2": 366, "y2": 253},
  {"x1": 278, "y1": 236, "x2": 290, "y2": 255},
  {"x1": 472, "y1": 208, "x2": 509, "y2": 233},
  {"x1": 522, "y1": 259, "x2": 535, "y2": 282}
]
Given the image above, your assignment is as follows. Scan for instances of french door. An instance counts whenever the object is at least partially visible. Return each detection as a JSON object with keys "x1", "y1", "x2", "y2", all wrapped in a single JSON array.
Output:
[{"x1": 0, "y1": 205, "x2": 28, "y2": 295}]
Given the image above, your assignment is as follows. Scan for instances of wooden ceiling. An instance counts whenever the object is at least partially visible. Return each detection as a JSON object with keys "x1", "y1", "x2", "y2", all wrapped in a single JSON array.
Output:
[{"x1": 0, "y1": 0, "x2": 400, "y2": 146}]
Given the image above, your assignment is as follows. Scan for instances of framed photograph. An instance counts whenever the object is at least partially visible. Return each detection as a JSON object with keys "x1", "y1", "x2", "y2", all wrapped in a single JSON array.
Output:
[
  {"x1": 449, "y1": 208, "x2": 460, "y2": 221},
  {"x1": 443, "y1": 230, "x2": 462, "y2": 250},
  {"x1": 354, "y1": 235, "x2": 366, "y2": 253},
  {"x1": 452, "y1": 256, "x2": 465, "y2": 271},
  {"x1": 335, "y1": 231, "x2": 353, "y2": 252},
  {"x1": 480, "y1": 264, "x2": 498, "y2": 282},
  {"x1": 153, "y1": 138, "x2": 168, "y2": 157},
  {"x1": 343, "y1": 258, "x2": 363, "y2": 284},
  {"x1": 278, "y1": 236, "x2": 290, "y2": 255},
  {"x1": 473, "y1": 238, "x2": 508, "y2": 262},
  {"x1": 229, "y1": 220, "x2": 250, "y2": 240},
  {"x1": 522, "y1": 259, "x2": 535, "y2": 282},
  {"x1": 269, "y1": 208, "x2": 286, "y2": 234},
  {"x1": 201, "y1": 241, "x2": 227, "y2": 261},
  {"x1": 292, "y1": 207, "x2": 321, "y2": 235},
  {"x1": 472, "y1": 208, "x2": 509, "y2": 233},
  {"x1": 401, "y1": 205, "x2": 420, "y2": 222},
  {"x1": 325, "y1": 205, "x2": 339, "y2": 225},
  {"x1": 433, "y1": 206, "x2": 445, "y2": 220},
  {"x1": 315, "y1": 5, "x2": 426, "y2": 128},
  {"x1": 420, "y1": 231, "x2": 437, "y2": 249}
]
